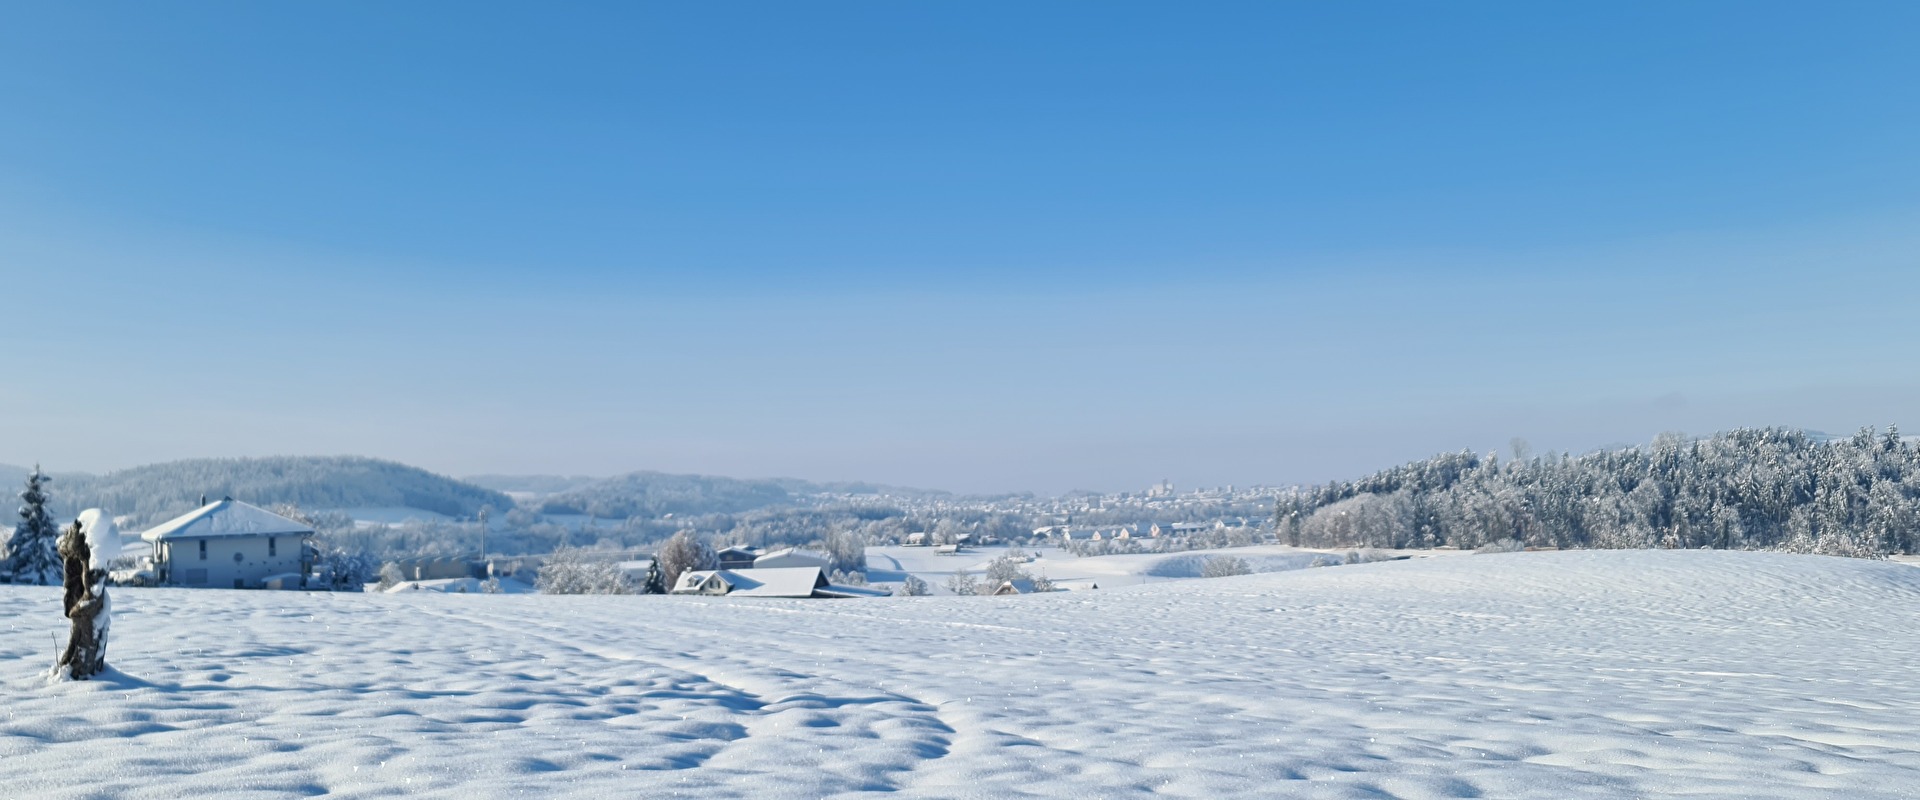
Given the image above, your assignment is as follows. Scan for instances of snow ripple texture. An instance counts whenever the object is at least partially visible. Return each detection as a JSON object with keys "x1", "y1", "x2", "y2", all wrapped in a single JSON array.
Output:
[{"x1": 4, "y1": 550, "x2": 1920, "y2": 798}]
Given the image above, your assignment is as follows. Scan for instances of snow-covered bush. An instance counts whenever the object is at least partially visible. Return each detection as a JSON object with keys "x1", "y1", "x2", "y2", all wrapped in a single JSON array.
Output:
[
  {"x1": 376, "y1": 562, "x2": 405, "y2": 591},
  {"x1": 899, "y1": 575, "x2": 930, "y2": 596},
  {"x1": 985, "y1": 553, "x2": 1032, "y2": 586},
  {"x1": 1200, "y1": 555, "x2": 1252, "y2": 578},
  {"x1": 536, "y1": 547, "x2": 636, "y2": 595},
  {"x1": 945, "y1": 568, "x2": 978, "y2": 596},
  {"x1": 319, "y1": 548, "x2": 379, "y2": 591}
]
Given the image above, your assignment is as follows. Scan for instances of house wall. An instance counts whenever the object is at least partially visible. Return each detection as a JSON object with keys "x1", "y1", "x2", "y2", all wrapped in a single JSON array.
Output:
[{"x1": 162, "y1": 535, "x2": 309, "y2": 589}]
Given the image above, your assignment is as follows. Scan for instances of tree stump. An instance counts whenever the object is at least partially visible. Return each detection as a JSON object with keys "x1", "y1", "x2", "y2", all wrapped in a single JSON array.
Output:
[{"x1": 56, "y1": 520, "x2": 109, "y2": 680}]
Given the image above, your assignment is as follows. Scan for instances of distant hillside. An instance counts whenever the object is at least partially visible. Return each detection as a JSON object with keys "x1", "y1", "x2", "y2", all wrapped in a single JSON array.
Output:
[
  {"x1": 765, "y1": 477, "x2": 952, "y2": 498},
  {"x1": 532, "y1": 470, "x2": 952, "y2": 520},
  {"x1": 9, "y1": 457, "x2": 514, "y2": 529},
  {"x1": 463, "y1": 474, "x2": 603, "y2": 497},
  {"x1": 536, "y1": 471, "x2": 795, "y2": 518}
]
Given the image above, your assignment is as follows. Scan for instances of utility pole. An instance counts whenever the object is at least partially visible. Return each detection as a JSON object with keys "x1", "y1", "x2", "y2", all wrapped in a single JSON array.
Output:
[{"x1": 477, "y1": 506, "x2": 490, "y2": 573}]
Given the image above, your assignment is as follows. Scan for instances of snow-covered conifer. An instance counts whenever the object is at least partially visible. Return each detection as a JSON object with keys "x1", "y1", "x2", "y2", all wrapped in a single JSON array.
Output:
[{"x1": 2, "y1": 467, "x2": 60, "y2": 585}]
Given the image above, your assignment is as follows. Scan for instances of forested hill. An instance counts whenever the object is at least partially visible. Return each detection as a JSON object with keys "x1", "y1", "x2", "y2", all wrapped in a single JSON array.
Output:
[
  {"x1": 534, "y1": 471, "x2": 797, "y2": 518},
  {"x1": 11, "y1": 457, "x2": 514, "y2": 529},
  {"x1": 1277, "y1": 427, "x2": 1919, "y2": 556}
]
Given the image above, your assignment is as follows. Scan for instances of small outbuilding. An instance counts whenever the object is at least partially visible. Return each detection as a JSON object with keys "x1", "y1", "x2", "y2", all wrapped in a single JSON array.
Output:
[
  {"x1": 142, "y1": 498, "x2": 315, "y2": 589},
  {"x1": 715, "y1": 545, "x2": 764, "y2": 570}
]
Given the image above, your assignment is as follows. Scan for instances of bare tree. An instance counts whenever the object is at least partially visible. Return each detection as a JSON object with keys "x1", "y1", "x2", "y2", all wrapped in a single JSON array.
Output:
[
  {"x1": 944, "y1": 568, "x2": 978, "y2": 596},
  {"x1": 655, "y1": 530, "x2": 717, "y2": 590},
  {"x1": 1200, "y1": 555, "x2": 1252, "y2": 578}
]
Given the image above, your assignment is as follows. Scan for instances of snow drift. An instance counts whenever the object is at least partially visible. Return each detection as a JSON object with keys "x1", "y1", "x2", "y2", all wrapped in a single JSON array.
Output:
[{"x1": 3, "y1": 549, "x2": 1918, "y2": 798}]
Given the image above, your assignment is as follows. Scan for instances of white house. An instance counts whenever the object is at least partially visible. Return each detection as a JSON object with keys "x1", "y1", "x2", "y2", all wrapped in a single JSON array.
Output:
[{"x1": 141, "y1": 499, "x2": 315, "y2": 589}]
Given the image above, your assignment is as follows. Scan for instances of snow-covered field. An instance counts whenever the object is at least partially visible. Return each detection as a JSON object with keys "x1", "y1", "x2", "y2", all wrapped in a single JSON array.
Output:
[
  {"x1": 5, "y1": 550, "x2": 1920, "y2": 798},
  {"x1": 866, "y1": 543, "x2": 1447, "y2": 592}
]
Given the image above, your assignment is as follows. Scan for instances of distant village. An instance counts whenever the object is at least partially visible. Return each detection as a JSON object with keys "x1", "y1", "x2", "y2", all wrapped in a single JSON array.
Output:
[{"x1": 83, "y1": 478, "x2": 1285, "y2": 599}]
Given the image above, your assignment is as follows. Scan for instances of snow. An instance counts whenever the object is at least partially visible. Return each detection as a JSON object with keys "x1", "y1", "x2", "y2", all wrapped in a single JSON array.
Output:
[
  {"x1": 865, "y1": 543, "x2": 1449, "y2": 593},
  {"x1": 75, "y1": 508, "x2": 118, "y2": 571},
  {"x1": 5, "y1": 550, "x2": 1920, "y2": 797}
]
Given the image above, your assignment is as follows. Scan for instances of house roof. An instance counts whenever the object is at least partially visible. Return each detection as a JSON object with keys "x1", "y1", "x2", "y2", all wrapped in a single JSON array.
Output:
[
  {"x1": 141, "y1": 499, "x2": 316, "y2": 542},
  {"x1": 672, "y1": 567, "x2": 827, "y2": 597},
  {"x1": 815, "y1": 583, "x2": 890, "y2": 598},
  {"x1": 723, "y1": 567, "x2": 828, "y2": 597},
  {"x1": 752, "y1": 547, "x2": 831, "y2": 568}
]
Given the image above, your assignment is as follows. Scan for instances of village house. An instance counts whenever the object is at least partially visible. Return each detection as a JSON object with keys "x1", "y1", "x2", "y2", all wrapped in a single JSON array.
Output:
[
  {"x1": 141, "y1": 498, "x2": 315, "y2": 589},
  {"x1": 715, "y1": 545, "x2": 763, "y2": 570}
]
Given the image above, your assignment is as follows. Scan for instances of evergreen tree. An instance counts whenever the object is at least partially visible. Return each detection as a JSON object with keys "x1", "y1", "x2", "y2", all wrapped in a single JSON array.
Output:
[
  {"x1": 641, "y1": 558, "x2": 668, "y2": 594},
  {"x1": 2, "y1": 467, "x2": 60, "y2": 585}
]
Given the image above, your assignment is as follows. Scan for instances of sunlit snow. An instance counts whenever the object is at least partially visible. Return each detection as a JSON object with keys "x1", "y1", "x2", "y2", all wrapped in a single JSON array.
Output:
[{"x1": 4, "y1": 550, "x2": 1918, "y2": 798}]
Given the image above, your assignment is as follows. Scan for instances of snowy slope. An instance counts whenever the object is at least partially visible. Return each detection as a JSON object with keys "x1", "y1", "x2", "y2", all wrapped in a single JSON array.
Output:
[
  {"x1": 865, "y1": 543, "x2": 1441, "y2": 592},
  {"x1": 4, "y1": 550, "x2": 1920, "y2": 798}
]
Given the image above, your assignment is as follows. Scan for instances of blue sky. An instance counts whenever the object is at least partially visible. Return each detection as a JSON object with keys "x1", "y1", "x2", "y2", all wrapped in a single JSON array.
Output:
[{"x1": 3, "y1": 2, "x2": 1918, "y2": 493}]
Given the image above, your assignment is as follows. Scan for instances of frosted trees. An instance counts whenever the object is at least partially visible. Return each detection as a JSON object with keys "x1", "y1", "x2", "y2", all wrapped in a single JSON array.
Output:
[
  {"x1": 655, "y1": 530, "x2": 717, "y2": 590},
  {"x1": 1272, "y1": 427, "x2": 1920, "y2": 558},
  {"x1": 535, "y1": 546, "x2": 635, "y2": 594},
  {"x1": 984, "y1": 551, "x2": 1031, "y2": 586},
  {"x1": 1200, "y1": 555, "x2": 1252, "y2": 578},
  {"x1": 899, "y1": 575, "x2": 930, "y2": 596},
  {"x1": 2, "y1": 467, "x2": 60, "y2": 585},
  {"x1": 821, "y1": 528, "x2": 867, "y2": 576},
  {"x1": 944, "y1": 568, "x2": 978, "y2": 596}
]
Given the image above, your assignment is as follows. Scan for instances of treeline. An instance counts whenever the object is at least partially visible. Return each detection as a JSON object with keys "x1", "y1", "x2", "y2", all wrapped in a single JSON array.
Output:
[
  {"x1": 318, "y1": 502, "x2": 1033, "y2": 561},
  {"x1": 535, "y1": 471, "x2": 794, "y2": 518},
  {"x1": 1276, "y1": 427, "x2": 1918, "y2": 557},
  {"x1": 40, "y1": 456, "x2": 513, "y2": 528}
]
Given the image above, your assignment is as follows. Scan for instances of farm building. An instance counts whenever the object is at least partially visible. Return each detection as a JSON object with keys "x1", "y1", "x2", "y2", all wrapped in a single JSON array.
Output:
[{"x1": 141, "y1": 499, "x2": 315, "y2": 589}]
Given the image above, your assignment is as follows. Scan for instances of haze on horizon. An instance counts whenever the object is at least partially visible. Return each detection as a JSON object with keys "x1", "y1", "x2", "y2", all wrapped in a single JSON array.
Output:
[{"x1": 3, "y1": 2, "x2": 1917, "y2": 496}]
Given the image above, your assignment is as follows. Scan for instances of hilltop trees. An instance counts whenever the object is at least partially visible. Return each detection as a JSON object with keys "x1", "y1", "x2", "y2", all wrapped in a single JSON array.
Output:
[
  {"x1": 1276, "y1": 427, "x2": 1920, "y2": 558},
  {"x1": 2, "y1": 467, "x2": 60, "y2": 585}
]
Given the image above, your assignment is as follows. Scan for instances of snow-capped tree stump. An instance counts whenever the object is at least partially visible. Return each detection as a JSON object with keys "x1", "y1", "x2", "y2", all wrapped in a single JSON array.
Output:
[{"x1": 56, "y1": 517, "x2": 111, "y2": 680}]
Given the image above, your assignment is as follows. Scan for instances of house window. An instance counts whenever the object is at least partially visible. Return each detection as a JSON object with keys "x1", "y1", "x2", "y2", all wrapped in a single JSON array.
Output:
[
  {"x1": 198, "y1": 540, "x2": 207, "y2": 560},
  {"x1": 269, "y1": 537, "x2": 277, "y2": 557}
]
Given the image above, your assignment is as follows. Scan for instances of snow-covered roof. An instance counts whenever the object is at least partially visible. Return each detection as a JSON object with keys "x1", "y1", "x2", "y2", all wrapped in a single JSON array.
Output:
[
  {"x1": 752, "y1": 548, "x2": 831, "y2": 568},
  {"x1": 815, "y1": 583, "x2": 890, "y2": 599},
  {"x1": 673, "y1": 567, "x2": 827, "y2": 598},
  {"x1": 722, "y1": 567, "x2": 828, "y2": 598},
  {"x1": 141, "y1": 499, "x2": 316, "y2": 542}
]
